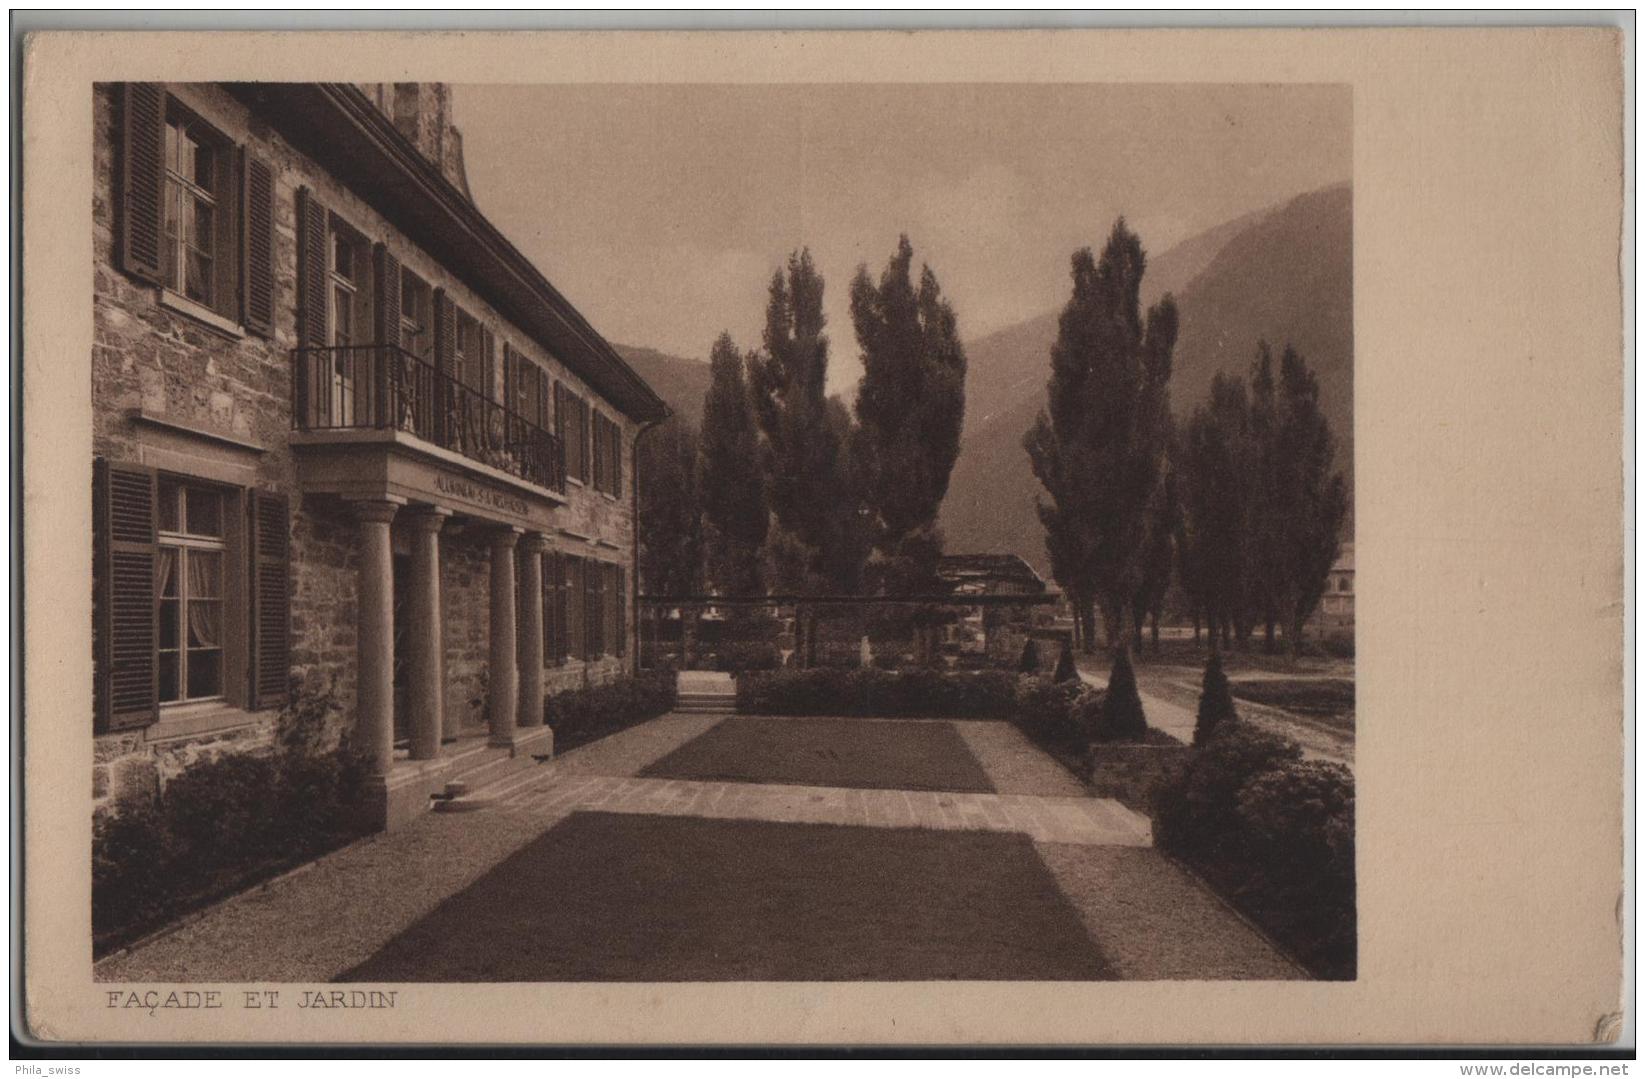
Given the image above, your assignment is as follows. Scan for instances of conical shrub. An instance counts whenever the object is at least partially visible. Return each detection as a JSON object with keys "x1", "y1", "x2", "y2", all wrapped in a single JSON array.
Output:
[
  {"x1": 1099, "y1": 648, "x2": 1147, "y2": 740},
  {"x1": 1018, "y1": 637, "x2": 1041, "y2": 674},
  {"x1": 1052, "y1": 640, "x2": 1078, "y2": 683},
  {"x1": 1194, "y1": 648, "x2": 1238, "y2": 746}
]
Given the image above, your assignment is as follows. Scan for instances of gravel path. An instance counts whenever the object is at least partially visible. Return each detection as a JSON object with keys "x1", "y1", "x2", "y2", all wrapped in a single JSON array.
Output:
[
  {"x1": 95, "y1": 712, "x2": 723, "y2": 983},
  {"x1": 952, "y1": 720, "x2": 1090, "y2": 797},
  {"x1": 1036, "y1": 844, "x2": 1304, "y2": 980},
  {"x1": 96, "y1": 709, "x2": 1297, "y2": 983}
]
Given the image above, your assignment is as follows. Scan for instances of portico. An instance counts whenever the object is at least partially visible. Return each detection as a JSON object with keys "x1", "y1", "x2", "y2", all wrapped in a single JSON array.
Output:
[{"x1": 298, "y1": 426, "x2": 570, "y2": 829}]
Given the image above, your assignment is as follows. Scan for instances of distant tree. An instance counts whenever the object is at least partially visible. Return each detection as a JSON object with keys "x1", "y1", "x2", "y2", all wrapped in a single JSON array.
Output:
[
  {"x1": 1025, "y1": 415, "x2": 1096, "y2": 649},
  {"x1": 1179, "y1": 342, "x2": 1347, "y2": 663},
  {"x1": 1180, "y1": 372, "x2": 1254, "y2": 651},
  {"x1": 698, "y1": 332, "x2": 768, "y2": 595},
  {"x1": 1132, "y1": 455, "x2": 1179, "y2": 654},
  {"x1": 1026, "y1": 220, "x2": 1178, "y2": 655},
  {"x1": 1098, "y1": 647, "x2": 1147, "y2": 740},
  {"x1": 1246, "y1": 343, "x2": 1283, "y2": 651},
  {"x1": 748, "y1": 250, "x2": 866, "y2": 592},
  {"x1": 850, "y1": 235, "x2": 968, "y2": 592},
  {"x1": 637, "y1": 417, "x2": 703, "y2": 596},
  {"x1": 1193, "y1": 648, "x2": 1237, "y2": 746},
  {"x1": 1272, "y1": 344, "x2": 1348, "y2": 658}
]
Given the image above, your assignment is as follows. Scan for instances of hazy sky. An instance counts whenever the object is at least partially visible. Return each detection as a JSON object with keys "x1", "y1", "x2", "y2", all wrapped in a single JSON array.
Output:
[{"x1": 455, "y1": 83, "x2": 1349, "y2": 395}]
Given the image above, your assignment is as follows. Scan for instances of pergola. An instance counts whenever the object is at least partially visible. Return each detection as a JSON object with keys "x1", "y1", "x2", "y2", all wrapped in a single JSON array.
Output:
[{"x1": 637, "y1": 593, "x2": 1062, "y2": 671}]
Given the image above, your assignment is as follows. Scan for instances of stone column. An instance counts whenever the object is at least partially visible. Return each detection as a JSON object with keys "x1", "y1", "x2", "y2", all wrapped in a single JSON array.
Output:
[
  {"x1": 488, "y1": 527, "x2": 523, "y2": 747},
  {"x1": 352, "y1": 498, "x2": 402, "y2": 776},
  {"x1": 516, "y1": 533, "x2": 548, "y2": 728},
  {"x1": 405, "y1": 506, "x2": 451, "y2": 760}
]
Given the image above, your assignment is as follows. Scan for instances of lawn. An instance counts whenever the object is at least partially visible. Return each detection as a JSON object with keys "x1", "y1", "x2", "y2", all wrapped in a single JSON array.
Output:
[
  {"x1": 640, "y1": 715, "x2": 996, "y2": 793},
  {"x1": 340, "y1": 811, "x2": 1111, "y2": 981},
  {"x1": 1229, "y1": 679, "x2": 1356, "y2": 723}
]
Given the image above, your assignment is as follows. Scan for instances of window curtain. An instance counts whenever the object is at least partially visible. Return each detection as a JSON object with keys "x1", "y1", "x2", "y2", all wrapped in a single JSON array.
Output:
[
  {"x1": 155, "y1": 547, "x2": 178, "y2": 601},
  {"x1": 186, "y1": 551, "x2": 222, "y2": 649}
]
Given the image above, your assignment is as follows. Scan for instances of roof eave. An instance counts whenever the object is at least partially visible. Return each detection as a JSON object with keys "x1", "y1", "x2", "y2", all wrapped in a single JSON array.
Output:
[{"x1": 223, "y1": 82, "x2": 669, "y2": 425}]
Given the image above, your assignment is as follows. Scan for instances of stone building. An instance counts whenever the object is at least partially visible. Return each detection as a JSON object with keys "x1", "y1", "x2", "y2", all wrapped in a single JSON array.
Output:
[{"x1": 91, "y1": 82, "x2": 668, "y2": 828}]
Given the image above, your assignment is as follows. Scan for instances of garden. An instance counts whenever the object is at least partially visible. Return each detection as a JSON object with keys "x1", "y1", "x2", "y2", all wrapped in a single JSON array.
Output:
[{"x1": 92, "y1": 671, "x2": 678, "y2": 957}]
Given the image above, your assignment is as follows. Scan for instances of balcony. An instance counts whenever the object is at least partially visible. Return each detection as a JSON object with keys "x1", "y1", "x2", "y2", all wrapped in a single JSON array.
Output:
[{"x1": 292, "y1": 343, "x2": 566, "y2": 494}]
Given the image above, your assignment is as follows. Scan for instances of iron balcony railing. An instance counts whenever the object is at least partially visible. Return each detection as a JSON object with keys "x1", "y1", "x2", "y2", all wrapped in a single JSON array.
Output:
[{"x1": 292, "y1": 343, "x2": 566, "y2": 493}]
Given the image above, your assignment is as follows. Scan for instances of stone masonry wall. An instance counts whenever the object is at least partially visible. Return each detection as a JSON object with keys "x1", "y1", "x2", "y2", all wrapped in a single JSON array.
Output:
[{"x1": 91, "y1": 82, "x2": 642, "y2": 819}]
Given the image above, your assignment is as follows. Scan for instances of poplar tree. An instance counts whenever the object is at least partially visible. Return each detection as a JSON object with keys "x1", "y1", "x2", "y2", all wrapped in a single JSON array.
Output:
[
  {"x1": 747, "y1": 249, "x2": 861, "y2": 592},
  {"x1": 850, "y1": 235, "x2": 968, "y2": 592},
  {"x1": 1273, "y1": 344, "x2": 1348, "y2": 658},
  {"x1": 1180, "y1": 372, "x2": 1255, "y2": 650},
  {"x1": 1026, "y1": 220, "x2": 1179, "y2": 655},
  {"x1": 637, "y1": 417, "x2": 704, "y2": 596},
  {"x1": 698, "y1": 332, "x2": 768, "y2": 596}
]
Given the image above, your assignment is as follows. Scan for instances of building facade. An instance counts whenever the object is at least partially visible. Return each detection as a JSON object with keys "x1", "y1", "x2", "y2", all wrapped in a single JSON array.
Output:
[
  {"x1": 92, "y1": 82, "x2": 668, "y2": 828},
  {"x1": 1312, "y1": 541, "x2": 1356, "y2": 631}
]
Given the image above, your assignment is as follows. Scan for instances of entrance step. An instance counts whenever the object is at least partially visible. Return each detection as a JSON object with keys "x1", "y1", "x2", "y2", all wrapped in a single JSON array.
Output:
[
  {"x1": 376, "y1": 723, "x2": 556, "y2": 825},
  {"x1": 676, "y1": 689, "x2": 736, "y2": 716}
]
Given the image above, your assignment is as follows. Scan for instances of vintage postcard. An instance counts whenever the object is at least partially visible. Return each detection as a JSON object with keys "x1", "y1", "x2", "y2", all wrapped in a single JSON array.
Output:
[{"x1": 18, "y1": 26, "x2": 1627, "y2": 1047}]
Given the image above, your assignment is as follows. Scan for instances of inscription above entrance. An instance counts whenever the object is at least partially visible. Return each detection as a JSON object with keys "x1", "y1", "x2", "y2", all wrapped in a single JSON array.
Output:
[{"x1": 434, "y1": 472, "x2": 530, "y2": 518}]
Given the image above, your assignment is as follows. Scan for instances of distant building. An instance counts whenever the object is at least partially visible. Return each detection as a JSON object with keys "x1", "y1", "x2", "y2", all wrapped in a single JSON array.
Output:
[
  {"x1": 936, "y1": 554, "x2": 1046, "y2": 596},
  {"x1": 1313, "y1": 541, "x2": 1355, "y2": 630},
  {"x1": 937, "y1": 554, "x2": 1045, "y2": 663}
]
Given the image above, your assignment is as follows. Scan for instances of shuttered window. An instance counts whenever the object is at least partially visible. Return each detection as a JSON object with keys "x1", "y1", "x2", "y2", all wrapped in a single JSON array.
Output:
[
  {"x1": 248, "y1": 491, "x2": 291, "y2": 709},
  {"x1": 239, "y1": 152, "x2": 274, "y2": 336},
  {"x1": 556, "y1": 386, "x2": 590, "y2": 485},
  {"x1": 542, "y1": 551, "x2": 561, "y2": 666},
  {"x1": 615, "y1": 565, "x2": 628, "y2": 658},
  {"x1": 94, "y1": 458, "x2": 291, "y2": 730},
  {"x1": 399, "y1": 269, "x2": 432, "y2": 362},
  {"x1": 296, "y1": 186, "x2": 328, "y2": 349},
  {"x1": 585, "y1": 560, "x2": 605, "y2": 659},
  {"x1": 564, "y1": 556, "x2": 585, "y2": 660},
  {"x1": 119, "y1": 85, "x2": 273, "y2": 334},
  {"x1": 591, "y1": 413, "x2": 624, "y2": 496},
  {"x1": 94, "y1": 460, "x2": 159, "y2": 731}
]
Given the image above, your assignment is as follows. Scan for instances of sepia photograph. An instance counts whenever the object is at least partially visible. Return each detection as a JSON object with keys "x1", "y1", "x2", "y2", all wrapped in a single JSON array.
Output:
[
  {"x1": 17, "y1": 24, "x2": 1625, "y2": 1050},
  {"x1": 83, "y1": 78, "x2": 1354, "y2": 986}
]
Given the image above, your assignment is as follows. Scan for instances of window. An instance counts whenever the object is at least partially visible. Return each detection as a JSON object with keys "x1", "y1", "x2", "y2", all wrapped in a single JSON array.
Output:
[
  {"x1": 454, "y1": 309, "x2": 488, "y2": 395},
  {"x1": 557, "y1": 386, "x2": 590, "y2": 484},
  {"x1": 120, "y1": 85, "x2": 275, "y2": 335},
  {"x1": 95, "y1": 459, "x2": 292, "y2": 732},
  {"x1": 564, "y1": 556, "x2": 586, "y2": 659},
  {"x1": 592, "y1": 413, "x2": 623, "y2": 496},
  {"x1": 162, "y1": 107, "x2": 231, "y2": 314},
  {"x1": 326, "y1": 219, "x2": 370, "y2": 425},
  {"x1": 400, "y1": 269, "x2": 432, "y2": 362},
  {"x1": 156, "y1": 478, "x2": 227, "y2": 704}
]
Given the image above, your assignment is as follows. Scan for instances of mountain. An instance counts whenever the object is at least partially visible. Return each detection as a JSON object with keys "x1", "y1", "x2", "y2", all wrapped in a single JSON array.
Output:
[
  {"x1": 614, "y1": 343, "x2": 712, "y2": 429},
  {"x1": 938, "y1": 183, "x2": 1353, "y2": 576}
]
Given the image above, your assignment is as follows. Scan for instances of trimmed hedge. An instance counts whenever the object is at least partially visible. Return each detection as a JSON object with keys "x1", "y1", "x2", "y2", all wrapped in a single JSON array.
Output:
[
  {"x1": 736, "y1": 669, "x2": 1018, "y2": 718},
  {"x1": 707, "y1": 641, "x2": 783, "y2": 673},
  {"x1": 92, "y1": 686, "x2": 370, "y2": 957},
  {"x1": 546, "y1": 671, "x2": 678, "y2": 752},
  {"x1": 1012, "y1": 677, "x2": 1090, "y2": 753},
  {"x1": 1152, "y1": 722, "x2": 1356, "y2": 979}
]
